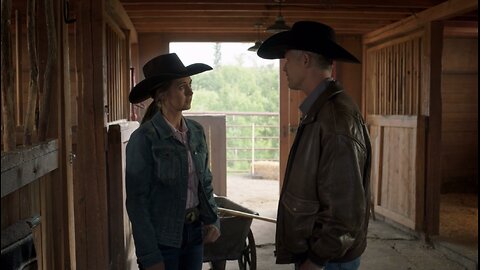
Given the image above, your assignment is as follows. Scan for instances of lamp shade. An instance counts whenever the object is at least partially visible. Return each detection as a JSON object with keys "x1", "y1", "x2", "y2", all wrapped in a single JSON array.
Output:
[
  {"x1": 248, "y1": 40, "x2": 263, "y2": 52},
  {"x1": 266, "y1": 15, "x2": 290, "y2": 33}
]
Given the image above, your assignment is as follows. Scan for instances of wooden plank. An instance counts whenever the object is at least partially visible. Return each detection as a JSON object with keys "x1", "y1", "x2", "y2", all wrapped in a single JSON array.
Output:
[
  {"x1": 1, "y1": 140, "x2": 59, "y2": 198},
  {"x1": 367, "y1": 115, "x2": 417, "y2": 128},
  {"x1": 364, "y1": 0, "x2": 477, "y2": 44},
  {"x1": 15, "y1": 10, "x2": 22, "y2": 127},
  {"x1": 1, "y1": 0, "x2": 16, "y2": 151},
  {"x1": 24, "y1": 0, "x2": 40, "y2": 145},
  {"x1": 38, "y1": 0, "x2": 57, "y2": 141}
]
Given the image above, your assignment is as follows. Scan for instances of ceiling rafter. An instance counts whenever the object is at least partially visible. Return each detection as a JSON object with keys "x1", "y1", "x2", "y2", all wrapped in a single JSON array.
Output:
[{"x1": 119, "y1": 0, "x2": 477, "y2": 36}]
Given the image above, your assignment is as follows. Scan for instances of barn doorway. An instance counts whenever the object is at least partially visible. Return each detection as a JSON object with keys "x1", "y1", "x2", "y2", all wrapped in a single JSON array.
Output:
[{"x1": 169, "y1": 42, "x2": 281, "y2": 268}]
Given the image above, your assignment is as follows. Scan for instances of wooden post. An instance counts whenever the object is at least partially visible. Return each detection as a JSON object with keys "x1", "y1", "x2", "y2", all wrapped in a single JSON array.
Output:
[
  {"x1": 38, "y1": 0, "x2": 57, "y2": 141},
  {"x1": 423, "y1": 21, "x2": 444, "y2": 238},
  {"x1": 251, "y1": 122, "x2": 255, "y2": 176},
  {"x1": 1, "y1": 0, "x2": 16, "y2": 151},
  {"x1": 25, "y1": 0, "x2": 39, "y2": 145}
]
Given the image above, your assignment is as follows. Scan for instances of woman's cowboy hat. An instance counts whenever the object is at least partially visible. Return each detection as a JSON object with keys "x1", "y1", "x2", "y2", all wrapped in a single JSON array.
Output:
[
  {"x1": 257, "y1": 21, "x2": 360, "y2": 63},
  {"x1": 129, "y1": 53, "x2": 212, "y2": 104}
]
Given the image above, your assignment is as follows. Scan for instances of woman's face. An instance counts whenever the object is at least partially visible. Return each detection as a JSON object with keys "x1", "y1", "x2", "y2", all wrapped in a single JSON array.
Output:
[{"x1": 162, "y1": 76, "x2": 193, "y2": 112}]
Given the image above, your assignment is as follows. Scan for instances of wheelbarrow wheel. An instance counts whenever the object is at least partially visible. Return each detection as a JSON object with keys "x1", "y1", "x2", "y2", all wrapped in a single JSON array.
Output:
[{"x1": 238, "y1": 229, "x2": 256, "y2": 270}]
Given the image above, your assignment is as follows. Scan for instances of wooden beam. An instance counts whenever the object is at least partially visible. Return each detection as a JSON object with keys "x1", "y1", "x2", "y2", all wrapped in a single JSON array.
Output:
[
  {"x1": 1, "y1": 139, "x2": 58, "y2": 198},
  {"x1": 364, "y1": 0, "x2": 478, "y2": 44},
  {"x1": 120, "y1": 0, "x2": 443, "y2": 8},
  {"x1": 107, "y1": 0, "x2": 138, "y2": 43}
]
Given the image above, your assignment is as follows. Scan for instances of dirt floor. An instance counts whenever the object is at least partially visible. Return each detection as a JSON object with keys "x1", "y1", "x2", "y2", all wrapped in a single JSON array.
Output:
[{"x1": 439, "y1": 193, "x2": 478, "y2": 247}]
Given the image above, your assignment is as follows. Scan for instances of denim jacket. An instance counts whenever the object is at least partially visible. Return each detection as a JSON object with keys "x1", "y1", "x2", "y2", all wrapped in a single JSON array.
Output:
[{"x1": 125, "y1": 112, "x2": 219, "y2": 267}]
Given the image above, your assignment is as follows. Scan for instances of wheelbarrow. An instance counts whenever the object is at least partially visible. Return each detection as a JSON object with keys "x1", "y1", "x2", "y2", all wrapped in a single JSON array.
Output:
[{"x1": 203, "y1": 196, "x2": 276, "y2": 270}]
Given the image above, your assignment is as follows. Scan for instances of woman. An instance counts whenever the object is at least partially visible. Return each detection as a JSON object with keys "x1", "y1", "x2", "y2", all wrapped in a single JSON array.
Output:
[{"x1": 126, "y1": 53, "x2": 220, "y2": 270}]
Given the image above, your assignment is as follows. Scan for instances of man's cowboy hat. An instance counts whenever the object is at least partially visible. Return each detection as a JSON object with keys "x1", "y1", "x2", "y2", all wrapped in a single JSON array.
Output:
[
  {"x1": 129, "y1": 53, "x2": 212, "y2": 104},
  {"x1": 257, "y1": 21, "x2": 360, "y2": 63}
]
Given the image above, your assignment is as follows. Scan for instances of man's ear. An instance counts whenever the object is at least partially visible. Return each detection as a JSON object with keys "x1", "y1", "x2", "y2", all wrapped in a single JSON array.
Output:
[{"x1": 302, "y1": 52, "x2": 313, "y2": 68}]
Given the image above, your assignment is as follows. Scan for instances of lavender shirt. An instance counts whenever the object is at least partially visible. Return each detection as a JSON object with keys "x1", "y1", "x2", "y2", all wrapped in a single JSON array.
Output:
[{"x1": 163, "y1": 116, "x2": 199, "y2": 209}]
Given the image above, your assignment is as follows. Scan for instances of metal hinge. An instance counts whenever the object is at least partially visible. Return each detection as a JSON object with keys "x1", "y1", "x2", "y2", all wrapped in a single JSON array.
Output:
[{"x1": 69, "y1": 151, "x2": 76, "y2": 164}]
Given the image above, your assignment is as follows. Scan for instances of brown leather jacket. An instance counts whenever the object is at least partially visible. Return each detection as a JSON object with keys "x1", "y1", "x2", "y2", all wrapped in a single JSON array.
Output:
[{"x1": 275, "y1": 80, "x2": 371, "y2": 266}]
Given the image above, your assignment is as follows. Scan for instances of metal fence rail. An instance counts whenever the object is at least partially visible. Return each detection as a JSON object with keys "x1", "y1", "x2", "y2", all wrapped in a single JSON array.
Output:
[{"x1": 185, "y1": 111, "x2": 279, "y2": 175}]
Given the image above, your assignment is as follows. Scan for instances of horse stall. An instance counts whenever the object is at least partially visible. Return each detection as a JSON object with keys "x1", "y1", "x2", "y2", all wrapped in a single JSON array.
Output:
[
  {"x1": 362, "y1": 2, "x2": 477, "y2": 263},
  {"x1": 438, "y1": 22, "x2": 478, "y2": 252}
]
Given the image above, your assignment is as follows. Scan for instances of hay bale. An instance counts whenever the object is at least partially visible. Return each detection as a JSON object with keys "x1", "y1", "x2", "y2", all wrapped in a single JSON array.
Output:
[{"x1": 252, "y1": 161, "x2": 279, "y2": 180}]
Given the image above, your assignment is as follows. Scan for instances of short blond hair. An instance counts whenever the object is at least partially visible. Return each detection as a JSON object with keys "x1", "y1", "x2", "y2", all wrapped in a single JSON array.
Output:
[{"x1": 305, "y1": 51, "x2": 333, "y2": 71}]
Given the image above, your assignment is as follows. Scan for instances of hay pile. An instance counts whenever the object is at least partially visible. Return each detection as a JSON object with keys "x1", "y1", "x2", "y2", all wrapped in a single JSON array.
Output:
[
  {"x1": 439, "y1": 193, "x2": 478, "y2": 247},
  {"x1": 252, "y1": 161, "x2": 279, "y2": 180}
]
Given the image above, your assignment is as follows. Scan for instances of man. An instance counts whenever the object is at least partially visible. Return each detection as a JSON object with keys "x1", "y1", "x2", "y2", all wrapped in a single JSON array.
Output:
[{"x1": 257, "y1": 21, "x2": 372, "y2": 270}]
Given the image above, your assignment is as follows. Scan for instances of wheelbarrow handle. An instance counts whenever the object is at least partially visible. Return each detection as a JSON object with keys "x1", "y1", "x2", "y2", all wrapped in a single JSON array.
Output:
[{"x1": 217, "y1": 207, "x2": 277, "y2": 223}]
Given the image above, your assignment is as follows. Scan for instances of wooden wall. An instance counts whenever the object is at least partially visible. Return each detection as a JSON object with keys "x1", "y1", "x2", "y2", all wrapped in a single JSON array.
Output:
[
  {"x1": 335, "y1": 35, "x2": 363, "y2": 108},
  {"x1": 440, "y1": 28, "x2": 478, "y2": 193}
]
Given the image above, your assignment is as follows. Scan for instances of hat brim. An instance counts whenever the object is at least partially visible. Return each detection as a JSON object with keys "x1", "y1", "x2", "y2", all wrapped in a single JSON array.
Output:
[
  {"x1": 129, "y1": 63, "x2": 212, "y2": 104},
  {"x1": 257, "y1": 31, "x2": 360, "y2": 63}
]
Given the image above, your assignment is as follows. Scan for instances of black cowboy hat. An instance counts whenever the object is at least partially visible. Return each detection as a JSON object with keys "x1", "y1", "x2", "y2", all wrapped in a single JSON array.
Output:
[
  {"x1": 129, "y1": 53, "x2": 212, "y2": 104},
  {"x1": 257, "y1": 21, "x2": 360, "y2": 63}
]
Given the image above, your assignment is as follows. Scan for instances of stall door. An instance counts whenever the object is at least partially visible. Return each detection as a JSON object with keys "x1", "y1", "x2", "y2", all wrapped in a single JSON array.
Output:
[{"x1": 363, "y1": 23, "x2": 443, "y2": 232}]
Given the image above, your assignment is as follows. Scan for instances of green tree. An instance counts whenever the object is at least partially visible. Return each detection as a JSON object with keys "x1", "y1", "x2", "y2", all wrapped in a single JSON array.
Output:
[{"x1": 213, "y1": 43, "x2": 221, "y2": 67}]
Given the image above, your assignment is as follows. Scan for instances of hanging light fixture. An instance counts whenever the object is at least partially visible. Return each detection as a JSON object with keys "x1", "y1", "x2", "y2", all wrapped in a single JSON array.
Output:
[
  {"x1": 248, "y1": 23, "x2": 263, "y2": 52},
  {"x1": 266, "y1": 0, "x2": 290, "y2": 33}
]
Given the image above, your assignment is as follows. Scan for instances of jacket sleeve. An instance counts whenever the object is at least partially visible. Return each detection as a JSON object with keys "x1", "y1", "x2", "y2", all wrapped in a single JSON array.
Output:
[
  {"x1": 125, "y1": 130, "x2": 164, "y2": 267},
  {"x1": 308, "y1": 133, "x2": 367, "y2": 266}
]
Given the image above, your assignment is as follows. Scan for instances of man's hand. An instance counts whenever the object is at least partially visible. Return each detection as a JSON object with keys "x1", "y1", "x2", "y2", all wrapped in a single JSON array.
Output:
[
  {"x1": 298, "y1": 259, "x2": 324, "y2": 270},
  {"x1": 203, "y1": 224, "x2": 221, "y2": 243},
  {"x1": 145, "y1": 262, "x2": 165, "y2": 270}
]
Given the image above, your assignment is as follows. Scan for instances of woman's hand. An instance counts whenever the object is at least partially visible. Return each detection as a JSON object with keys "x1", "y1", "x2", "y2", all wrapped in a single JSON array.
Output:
[
  {"x1": 145, "y1": 262, "x2": 165, "y2": 270},
  {"x1": 203, "y1": 224, "x2": 221, "y2": 243}
]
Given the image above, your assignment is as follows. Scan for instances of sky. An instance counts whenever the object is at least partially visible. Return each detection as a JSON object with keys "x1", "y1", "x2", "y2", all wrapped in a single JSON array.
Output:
[{"x1": 169, "y1": 42, "x2": 279, "y2": 68}]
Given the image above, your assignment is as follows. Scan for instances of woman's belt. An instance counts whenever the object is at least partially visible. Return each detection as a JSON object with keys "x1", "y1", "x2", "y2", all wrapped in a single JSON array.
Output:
[{"x1": 185, "y1": 207, "x2": 200, "y2": 224}]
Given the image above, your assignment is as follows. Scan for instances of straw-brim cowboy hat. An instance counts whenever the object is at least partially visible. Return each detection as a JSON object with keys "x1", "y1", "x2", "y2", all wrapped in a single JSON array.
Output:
[
  {"x1": 257, "y1": 21, "x2": 360, "y2": 63},
  {"x1": 129, "y1": 53, "x2": 212, "y2": 104}
]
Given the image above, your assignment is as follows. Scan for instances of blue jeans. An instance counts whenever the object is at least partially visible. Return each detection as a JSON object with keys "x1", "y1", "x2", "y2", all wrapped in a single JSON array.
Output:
[
  {"x1": 140, "y1": 221, "x2": 204, "y2": 270},
  {"x1": 295, "y1": 257, "x2": 361, "y2": 270}
]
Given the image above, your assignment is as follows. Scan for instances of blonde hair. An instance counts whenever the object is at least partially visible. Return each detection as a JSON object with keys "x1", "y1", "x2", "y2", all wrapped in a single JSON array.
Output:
[{"x1": 140, "y1": 81, "x2": 173, "y2": 125}]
